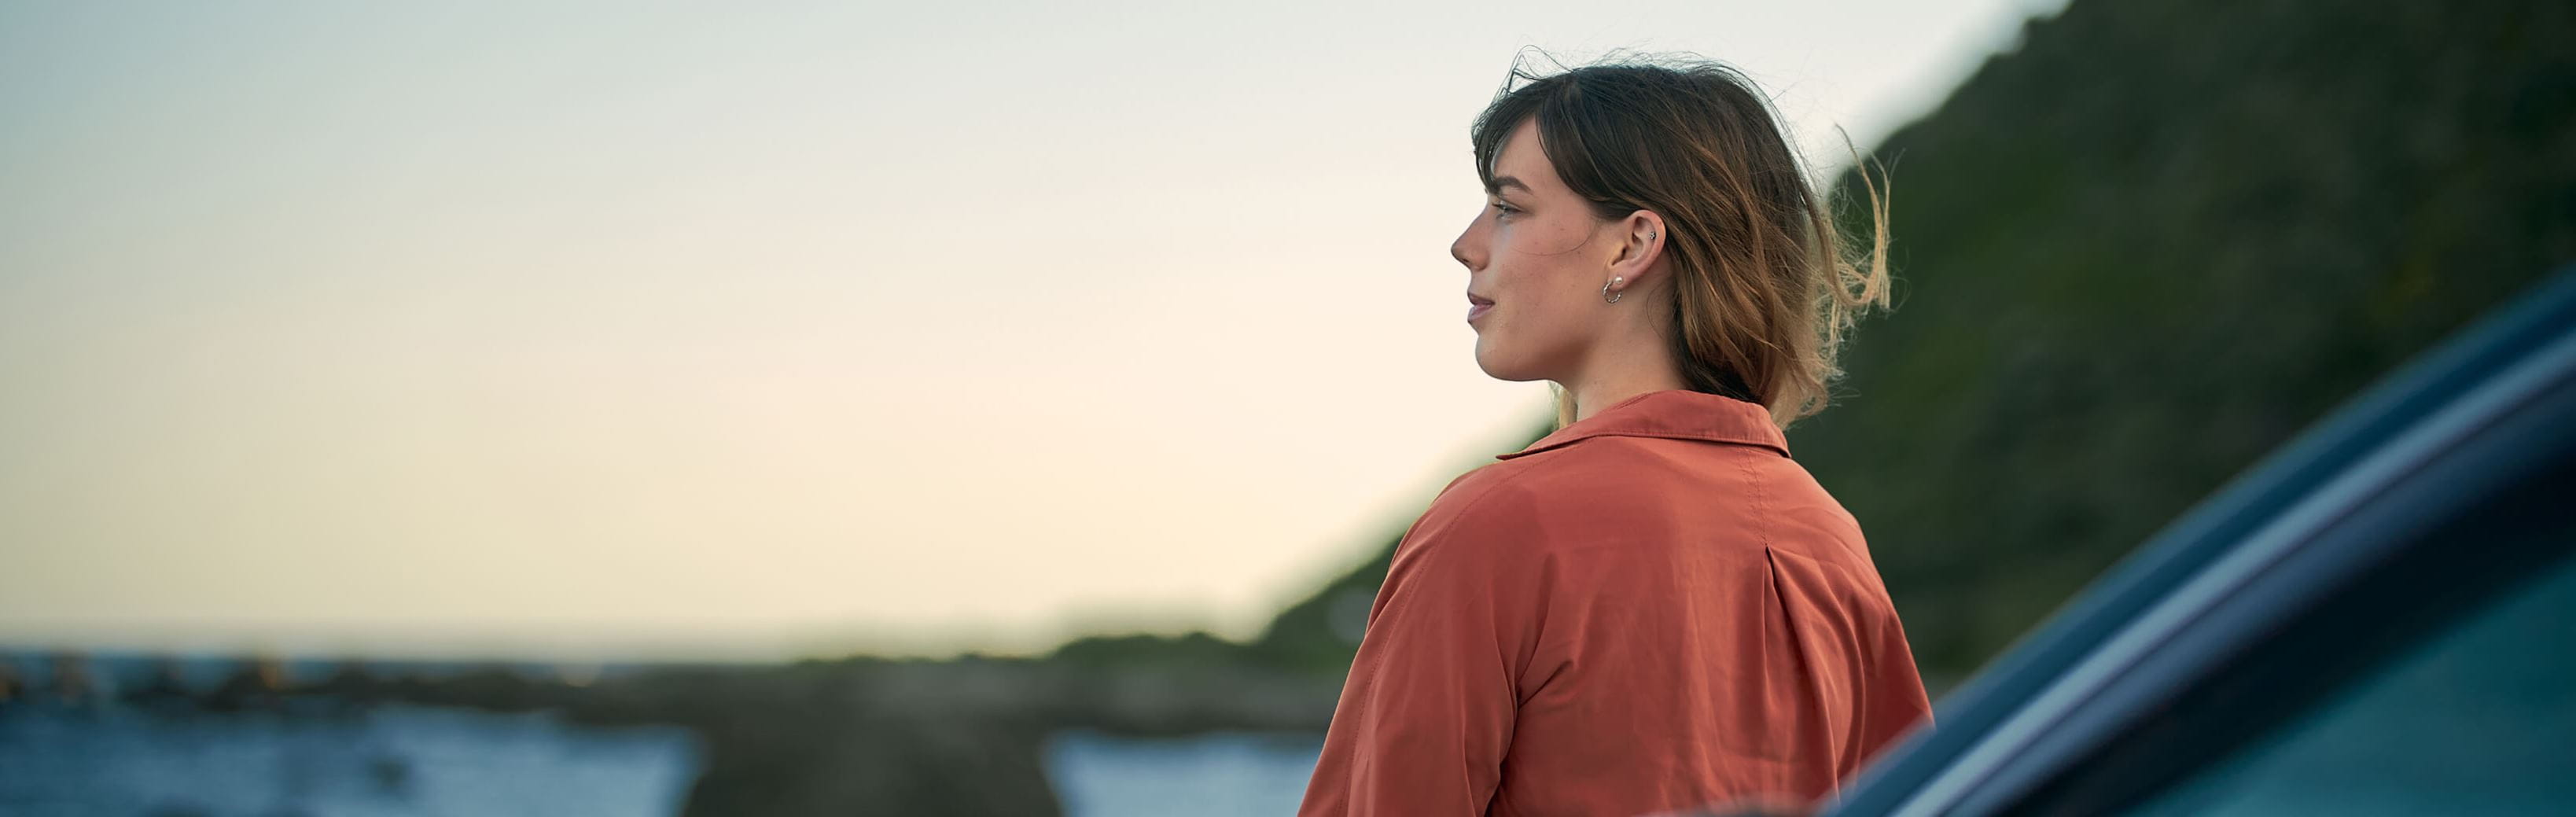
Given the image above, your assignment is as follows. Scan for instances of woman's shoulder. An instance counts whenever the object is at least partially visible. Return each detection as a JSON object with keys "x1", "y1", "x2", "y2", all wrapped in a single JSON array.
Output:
[
  {"x1": 1411, "y1": 443, "x2": 1713, "y2": 543},
  {"x1": 1426, "y1": 449, "x2": 1622, "y2": 516}
]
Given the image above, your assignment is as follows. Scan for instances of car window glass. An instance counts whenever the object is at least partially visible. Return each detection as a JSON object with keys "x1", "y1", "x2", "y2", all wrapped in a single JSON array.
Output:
[{"x1": 2122, "y1": 539, "x2": 2576, "y2": 816}]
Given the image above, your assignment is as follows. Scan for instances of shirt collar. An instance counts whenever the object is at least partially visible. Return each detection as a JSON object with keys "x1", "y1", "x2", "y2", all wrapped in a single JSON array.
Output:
[{"x1": 1495, "y1": 388, "x2": 1789, "y2": 460}]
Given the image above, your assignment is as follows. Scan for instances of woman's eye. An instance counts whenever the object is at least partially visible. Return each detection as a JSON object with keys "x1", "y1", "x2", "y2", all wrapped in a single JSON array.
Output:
[{"x1": 1490, "y1": 201, "x2": 1518, "y2": 217}]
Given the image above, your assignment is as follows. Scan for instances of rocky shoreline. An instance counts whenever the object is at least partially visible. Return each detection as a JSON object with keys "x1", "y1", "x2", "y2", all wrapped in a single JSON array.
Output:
[{"x1": 2, "y1": 644, "x2": 1343, "y2": 816}]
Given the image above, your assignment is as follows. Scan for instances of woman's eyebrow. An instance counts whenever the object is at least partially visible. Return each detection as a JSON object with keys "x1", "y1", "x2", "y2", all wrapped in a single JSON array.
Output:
[{"x1": 1486, "y1": 175, "x2": 1532, "y2": 195}]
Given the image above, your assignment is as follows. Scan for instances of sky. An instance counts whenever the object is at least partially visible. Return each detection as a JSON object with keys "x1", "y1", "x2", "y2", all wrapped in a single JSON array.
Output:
[{"x1": 0, "y1": 0, "x2": 2063, "y2": 661}]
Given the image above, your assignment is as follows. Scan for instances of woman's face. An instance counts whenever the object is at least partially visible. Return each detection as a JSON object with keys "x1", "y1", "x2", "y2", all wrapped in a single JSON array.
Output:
[{"x1": 1452, "y1": 117, "x2": 1621, "y2": 384}]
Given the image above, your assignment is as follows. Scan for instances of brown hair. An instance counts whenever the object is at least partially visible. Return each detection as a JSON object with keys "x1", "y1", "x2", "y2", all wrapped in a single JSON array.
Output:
[{"x1": 1471, "y1": 53, "x2": 1892, "y2": 429}]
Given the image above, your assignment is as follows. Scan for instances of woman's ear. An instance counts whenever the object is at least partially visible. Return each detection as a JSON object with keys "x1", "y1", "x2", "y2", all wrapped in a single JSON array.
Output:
[{"x1": 1611, "y1": 210, "x2": 1668, "y2": 278}]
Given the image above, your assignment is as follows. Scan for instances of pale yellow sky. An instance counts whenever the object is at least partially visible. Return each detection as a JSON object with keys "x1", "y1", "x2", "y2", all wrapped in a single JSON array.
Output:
[{"x1": 0, "y1": 0, "x2": 2061, "y2": 660}]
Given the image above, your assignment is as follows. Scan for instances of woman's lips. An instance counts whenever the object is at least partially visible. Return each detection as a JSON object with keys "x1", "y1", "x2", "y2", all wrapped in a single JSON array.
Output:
[{"x1": 1467, "y1": 301, "x2": 1494, "y2": 322}]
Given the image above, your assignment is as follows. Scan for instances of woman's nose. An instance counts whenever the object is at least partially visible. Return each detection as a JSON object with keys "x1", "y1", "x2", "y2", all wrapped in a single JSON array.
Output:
[{"x1": 1451, "y1": 220, "x2": 1481, "y2": 270}]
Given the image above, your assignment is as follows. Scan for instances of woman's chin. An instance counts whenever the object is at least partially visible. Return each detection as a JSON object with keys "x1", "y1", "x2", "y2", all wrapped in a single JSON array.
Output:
[{"x1": 1472, "y1": 344, "x2": 1542, "y2": 382}]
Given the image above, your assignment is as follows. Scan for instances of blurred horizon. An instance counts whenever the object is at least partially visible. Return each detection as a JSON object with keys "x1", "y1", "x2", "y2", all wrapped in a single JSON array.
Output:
[{"x1": 0, "y1": 0, "x2": 2067, "y2": 662}]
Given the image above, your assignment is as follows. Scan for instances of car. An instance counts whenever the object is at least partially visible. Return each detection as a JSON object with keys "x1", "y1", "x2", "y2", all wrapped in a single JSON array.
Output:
[{"x1": 1809, "y1": 266, "x2": 2576, "y2": 816}]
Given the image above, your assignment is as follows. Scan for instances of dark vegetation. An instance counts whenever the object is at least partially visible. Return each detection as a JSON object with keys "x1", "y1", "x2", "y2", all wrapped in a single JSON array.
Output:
[{"x1": 1798, "y1": 0, "x2": 2574, "y2": 676}]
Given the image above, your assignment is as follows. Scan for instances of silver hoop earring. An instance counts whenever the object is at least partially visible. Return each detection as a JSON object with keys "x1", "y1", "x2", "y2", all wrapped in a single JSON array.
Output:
[{"x1": 1602, "y1": 277, "x2": 1624, "y2": 304}]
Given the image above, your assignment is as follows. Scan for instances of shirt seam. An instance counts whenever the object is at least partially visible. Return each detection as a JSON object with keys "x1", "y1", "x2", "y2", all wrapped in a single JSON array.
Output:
[
  {"x1": 1351, "y1": 460, "x2": 1553, "y2": 710},
  {"x1": 1502, "y1": 432, "x2": 1791, "y2": 461}
]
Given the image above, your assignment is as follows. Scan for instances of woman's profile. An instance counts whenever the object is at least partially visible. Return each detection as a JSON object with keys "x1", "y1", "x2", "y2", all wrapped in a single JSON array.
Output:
[{"x1": 1297, "y1": 54, "x2": 1932, "y2": 816}]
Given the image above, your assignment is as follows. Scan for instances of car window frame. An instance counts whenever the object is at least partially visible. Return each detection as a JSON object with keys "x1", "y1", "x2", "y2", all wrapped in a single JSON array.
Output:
[
  {"x1": 1824, "y1": 267, "x2": 2576, "y2": 817},
  {"x1": 1901, "y1": 330, "x2": 2576, "y2": 817},
  {"x1": 1967, "y1": 370, "x2": 2576, "y2": 815}
]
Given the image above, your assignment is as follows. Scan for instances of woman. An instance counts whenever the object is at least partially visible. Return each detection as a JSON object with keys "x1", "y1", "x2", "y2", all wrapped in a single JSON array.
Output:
[{"x1": 1297, "y1": 57, "x2": 1932, "y2": 817}]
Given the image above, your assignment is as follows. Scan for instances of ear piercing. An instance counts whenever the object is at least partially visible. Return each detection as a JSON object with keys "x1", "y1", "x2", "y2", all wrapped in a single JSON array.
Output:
[{"x1": 1603, "y1": 231, "x2": 1650, "y2": 304}]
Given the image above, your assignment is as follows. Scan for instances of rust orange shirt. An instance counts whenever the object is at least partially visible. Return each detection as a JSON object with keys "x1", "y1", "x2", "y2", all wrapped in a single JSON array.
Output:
[{"x1": 1297, "y1": 388, "x2": 1933, "y2": 817}]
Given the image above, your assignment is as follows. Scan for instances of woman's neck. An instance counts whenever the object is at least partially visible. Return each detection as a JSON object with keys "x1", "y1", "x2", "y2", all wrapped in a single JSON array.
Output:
[{"x1": 1563, "y1": 357, "x2": 1690, "y2": 424}]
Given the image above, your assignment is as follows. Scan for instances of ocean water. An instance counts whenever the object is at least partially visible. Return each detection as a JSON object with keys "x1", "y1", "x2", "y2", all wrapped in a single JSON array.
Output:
[
  {"x1": 0, "y1": 653, "x2": 1327, "y2": 815},
  {"x1": 0, "y1": 705, "x2": 702, "y2": 817},
  {"x1": 0, "y1": 706, "x2": 1323, "y2": 817},
  {"x1": 1047, "y1": 730, "x2": 1323, "y2": 817}
]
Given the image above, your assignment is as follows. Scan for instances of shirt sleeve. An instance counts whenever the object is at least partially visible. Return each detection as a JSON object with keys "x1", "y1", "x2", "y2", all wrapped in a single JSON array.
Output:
[{"x1": 1297, "y1": 479, "x2": 1545, "y2": 817}]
